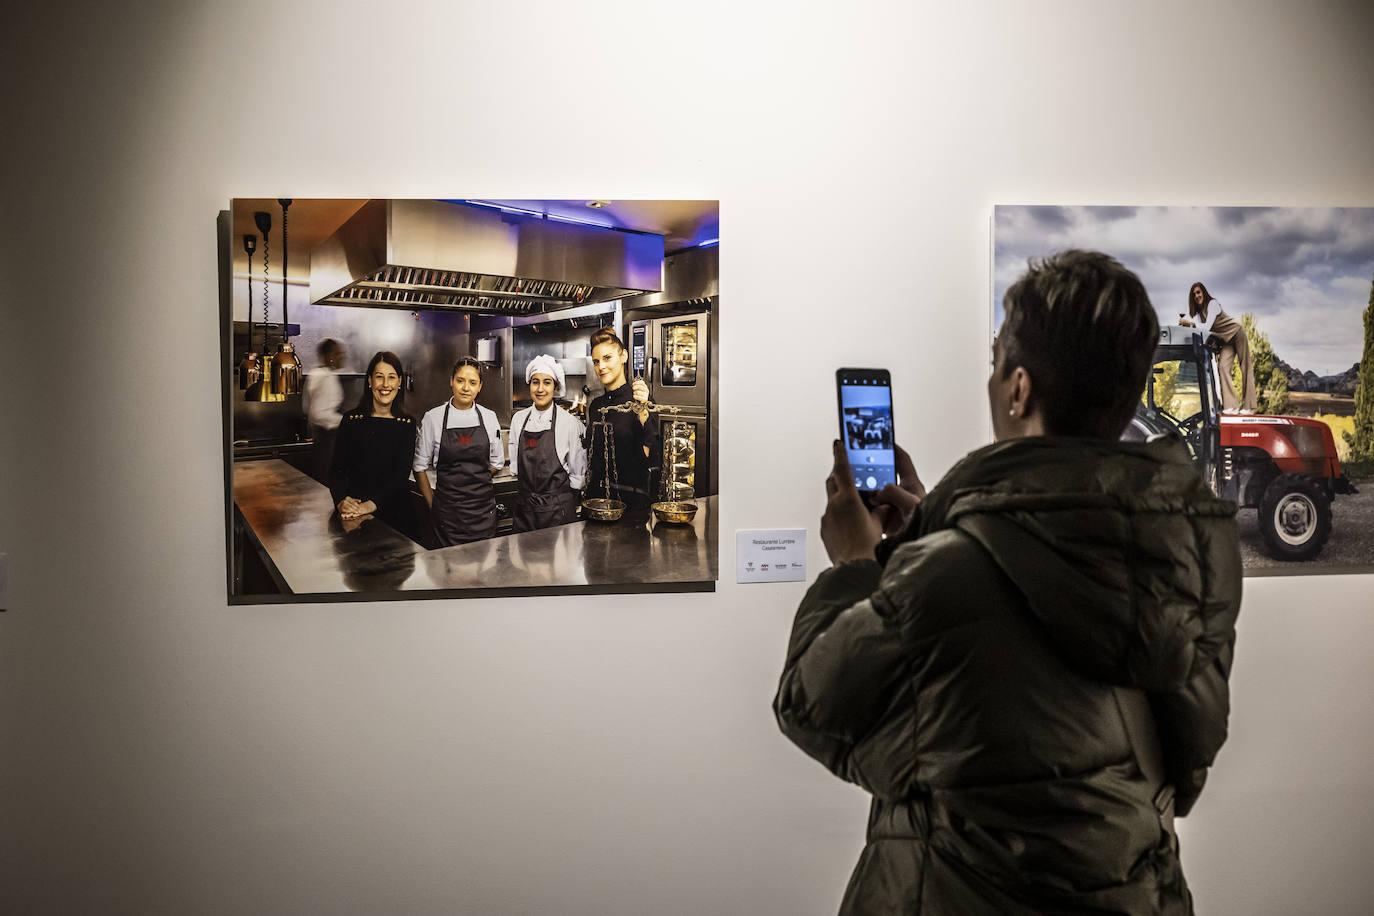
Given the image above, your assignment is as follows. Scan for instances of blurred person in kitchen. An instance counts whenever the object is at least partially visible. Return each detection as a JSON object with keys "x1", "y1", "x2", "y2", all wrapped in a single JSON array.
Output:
[
  {"x1": 303, "y1": 338, "x2": 345, "y2": 482},
  {"x1": 583, "y1": 327, "x2": 660, "y2": 510},
  {"x1": 774, "y1": 250, "x2": 1241, "y2": 914},
  {"x1": 510, "y1": 354, "x2": 586, "y2": 531},
  {"x1": 329, "y1": 351, "x2": 418, "y2": 537},
  {"x1": 414, "y1": 357, "x2": 503, "y2": 545}
]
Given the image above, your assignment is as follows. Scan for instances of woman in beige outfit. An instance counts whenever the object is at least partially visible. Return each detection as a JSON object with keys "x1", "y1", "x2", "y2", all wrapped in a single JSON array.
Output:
[{"x1": 1181, "y1": 281, "x2": 1256, "y2": 413}]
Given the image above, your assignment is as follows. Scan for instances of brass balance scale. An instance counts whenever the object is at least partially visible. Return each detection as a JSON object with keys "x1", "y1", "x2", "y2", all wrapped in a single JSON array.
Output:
[{"x1": 582, "y1": 397, "x2": 698, "y2": 525}]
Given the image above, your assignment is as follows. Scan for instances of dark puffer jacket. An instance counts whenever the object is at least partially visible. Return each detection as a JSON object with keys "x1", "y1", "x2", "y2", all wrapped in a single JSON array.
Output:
[{"x1": 774, "y1": 437, "x2": 1241, "y2": 915}]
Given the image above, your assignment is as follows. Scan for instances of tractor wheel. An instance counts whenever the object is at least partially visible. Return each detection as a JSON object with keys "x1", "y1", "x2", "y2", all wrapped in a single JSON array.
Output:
[{"x1": 1258, "y1": 472, "x2": 1332, "y2": 561}]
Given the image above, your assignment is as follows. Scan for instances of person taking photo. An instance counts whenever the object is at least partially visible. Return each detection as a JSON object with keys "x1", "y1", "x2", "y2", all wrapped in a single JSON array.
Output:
[{"x1": 775, "y1": 250, "x2": 1242, "y2": 915}]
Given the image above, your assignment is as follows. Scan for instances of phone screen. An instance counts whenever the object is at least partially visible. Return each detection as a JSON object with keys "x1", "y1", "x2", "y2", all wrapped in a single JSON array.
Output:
[{"x1": 836, "y1": 368, "x2": 895, "y2": 494}]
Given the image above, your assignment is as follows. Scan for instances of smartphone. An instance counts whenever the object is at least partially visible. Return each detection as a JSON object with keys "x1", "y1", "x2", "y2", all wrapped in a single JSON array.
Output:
[{"x1": 836, "y1": 368, "x2": 896, "y2": 501}]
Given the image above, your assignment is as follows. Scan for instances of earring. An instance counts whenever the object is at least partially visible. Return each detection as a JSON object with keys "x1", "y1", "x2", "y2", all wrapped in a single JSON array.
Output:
[{"x1": 1009, "y1": 408, "x2": 1017, "y2": 417}]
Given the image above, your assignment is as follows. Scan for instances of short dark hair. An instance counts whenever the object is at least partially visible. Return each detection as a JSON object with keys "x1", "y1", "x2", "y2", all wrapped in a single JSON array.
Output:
[
  {"x1": 589, "y1": 326, "x2": 624, "y2": 352},
  {"x1": 999, "y1": 250, "x2": 1158, "y2": 439},
  {"x1": 317, "y1": 337, "x2": 341, "y2": 360},
  {"x1": 451, "y1": 356, "x2": 484, "y2": 379}
]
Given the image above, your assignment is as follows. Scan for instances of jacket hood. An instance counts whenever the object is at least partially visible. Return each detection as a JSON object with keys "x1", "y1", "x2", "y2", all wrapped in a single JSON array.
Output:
[{"x1": 911, "y1": 437, "x2": 1240, "y2": 690}]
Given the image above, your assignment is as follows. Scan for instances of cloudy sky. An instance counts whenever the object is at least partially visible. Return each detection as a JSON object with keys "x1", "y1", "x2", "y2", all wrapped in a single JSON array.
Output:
[{"x1": 992, "y1": 206, "x2": 1374, "y2": 376}]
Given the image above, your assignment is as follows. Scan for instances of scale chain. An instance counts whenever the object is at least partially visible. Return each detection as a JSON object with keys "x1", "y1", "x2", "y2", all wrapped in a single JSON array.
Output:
[
  {"x1": 582, "y1": 400, "x2": 681, "y2": 504},
  {"x1": 606, "y1": 417, "x2": 617, "y2": 502}
]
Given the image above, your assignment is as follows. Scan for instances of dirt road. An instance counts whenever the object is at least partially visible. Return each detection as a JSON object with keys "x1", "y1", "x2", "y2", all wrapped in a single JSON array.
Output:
[{"x1": 1238, "y1": 479, "x2": 1374, "y2": 574}]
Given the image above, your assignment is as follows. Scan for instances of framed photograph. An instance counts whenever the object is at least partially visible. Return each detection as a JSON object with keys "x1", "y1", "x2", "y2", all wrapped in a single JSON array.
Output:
[
  {"x1": 221, "y1": 199, "x2": 720, "y2": 602},
  {"x1": 993, "y1": 205, "x2": 1374, "y2": 575}
]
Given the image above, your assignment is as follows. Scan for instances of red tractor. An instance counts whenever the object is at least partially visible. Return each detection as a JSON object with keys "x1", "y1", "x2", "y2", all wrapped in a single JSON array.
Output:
[{"x1": 1127, "y1": 326, "x2": 1357, "y2": 561}]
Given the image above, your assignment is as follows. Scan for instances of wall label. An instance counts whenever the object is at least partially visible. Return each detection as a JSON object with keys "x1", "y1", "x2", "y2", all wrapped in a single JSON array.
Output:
[{"x1": 736, "y1": 529, "x2": 806, "y2": 584}]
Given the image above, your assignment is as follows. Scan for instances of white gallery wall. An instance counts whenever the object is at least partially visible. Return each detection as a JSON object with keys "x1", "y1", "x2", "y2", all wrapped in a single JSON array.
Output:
[{"x1": 3, "y1": 1, "x2": 1373, "y2": 912}]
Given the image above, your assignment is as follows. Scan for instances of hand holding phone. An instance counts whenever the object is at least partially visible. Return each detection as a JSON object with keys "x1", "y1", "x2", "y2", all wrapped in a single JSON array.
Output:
[
  {"x1": 822, "y1": 439, "x2": 884, "y2": 563},
  {"x1": 870, "y1": 444, "x2": 925, "y2": 535},
  {"x1": 836, "y1": 368, "x2": 897, "y2": 505}
]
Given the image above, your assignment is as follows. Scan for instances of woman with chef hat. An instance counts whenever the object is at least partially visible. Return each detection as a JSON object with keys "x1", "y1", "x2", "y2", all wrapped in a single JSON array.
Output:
[{"x1": 509, "y1": 354, "x2": 587, "y2": 531}]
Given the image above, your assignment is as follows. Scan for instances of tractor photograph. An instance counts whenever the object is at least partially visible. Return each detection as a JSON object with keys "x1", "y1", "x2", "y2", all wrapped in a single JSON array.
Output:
[{"x1": 1126, "y1": 326, "x2": 1358, "y2": 561}]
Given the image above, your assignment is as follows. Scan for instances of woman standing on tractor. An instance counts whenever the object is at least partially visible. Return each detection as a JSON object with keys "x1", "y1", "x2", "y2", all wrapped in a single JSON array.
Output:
[{"x1": 1180, "y1": 281, "x2": 1256, "y2": 413}]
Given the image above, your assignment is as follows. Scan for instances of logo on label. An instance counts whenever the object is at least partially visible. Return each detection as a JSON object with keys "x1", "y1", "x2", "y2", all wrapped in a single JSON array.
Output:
[
  {"x1": 458, "y1": 435, "x2": 472, "y2": 446},
  {"x1": 526, "y1": 438, "x2": 540, "y2": 448}
]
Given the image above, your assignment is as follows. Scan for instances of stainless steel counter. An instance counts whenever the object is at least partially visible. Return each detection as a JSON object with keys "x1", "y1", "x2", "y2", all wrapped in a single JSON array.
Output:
[{"x1": 233, "y1": 459, "x2": 717, "y2": 599}]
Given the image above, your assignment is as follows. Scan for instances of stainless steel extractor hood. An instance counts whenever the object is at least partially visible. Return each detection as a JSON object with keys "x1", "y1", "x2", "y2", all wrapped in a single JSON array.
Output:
[{"x1": 309, "y1": 200, "x2": 664, "y2": 315}]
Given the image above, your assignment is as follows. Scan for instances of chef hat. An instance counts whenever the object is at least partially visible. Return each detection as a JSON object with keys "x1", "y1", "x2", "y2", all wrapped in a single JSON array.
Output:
[{"x1": 525, "y1": 354, "x2": 566, "y2": 398}]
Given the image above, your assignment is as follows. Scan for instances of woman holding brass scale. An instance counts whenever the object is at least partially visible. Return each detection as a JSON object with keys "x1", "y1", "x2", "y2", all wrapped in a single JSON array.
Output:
[
  {"x1": 414, "y1": 357, "x2": 504, "y2": 545},
  {"x1": 583, "y1": 327, "x2": 660, "y2": 511}
]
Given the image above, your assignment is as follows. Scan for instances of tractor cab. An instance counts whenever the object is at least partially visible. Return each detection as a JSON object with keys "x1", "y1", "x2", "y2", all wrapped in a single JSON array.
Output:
[{"x1": 1127, "y1": 326, "x2": 1225, "y2": 496}]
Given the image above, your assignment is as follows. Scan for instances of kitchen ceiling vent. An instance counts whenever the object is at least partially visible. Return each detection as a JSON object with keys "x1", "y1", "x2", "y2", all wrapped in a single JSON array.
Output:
[{"x1": 310, "y1": 200, "x2": 664, "y2": 315}]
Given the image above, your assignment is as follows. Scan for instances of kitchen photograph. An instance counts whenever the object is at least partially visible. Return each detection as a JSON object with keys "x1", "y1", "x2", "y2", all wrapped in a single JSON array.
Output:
[{"x1": 219, "y1": 198, "x2": 720, "y2": 601}]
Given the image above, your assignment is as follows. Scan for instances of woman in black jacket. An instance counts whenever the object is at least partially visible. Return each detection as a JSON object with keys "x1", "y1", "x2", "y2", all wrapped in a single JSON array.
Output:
[
  {"x1": 328, "y1": 350, "x2": 418, "y2": 539},
  {"x1": 582, "y1": 327, "x2": 660, "y2": 510},
  {"x1": 776, "y1": 251, "x2": 1241, "y2": 915}
]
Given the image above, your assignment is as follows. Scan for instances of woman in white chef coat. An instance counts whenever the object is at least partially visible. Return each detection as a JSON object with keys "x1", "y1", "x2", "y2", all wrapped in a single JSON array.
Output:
[
  {"x1": 509, "y1": 354, "x2": 586, "y2": 532},
  {"x1": 414, "y1": 357, "x2": 505, "y2": 545}
]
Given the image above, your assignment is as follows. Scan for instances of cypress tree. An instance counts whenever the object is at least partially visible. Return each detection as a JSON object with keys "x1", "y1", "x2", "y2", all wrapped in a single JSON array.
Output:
[
  {"x1": 1347, "y1": 275, "x2": 1374, "y2": 461},
  {"x1": 1234, "y1": 312, "x2": 1285, "y2": 413},
  {"x1": 1261, "y1": 367, "x2": 1289, "y2": 415}
]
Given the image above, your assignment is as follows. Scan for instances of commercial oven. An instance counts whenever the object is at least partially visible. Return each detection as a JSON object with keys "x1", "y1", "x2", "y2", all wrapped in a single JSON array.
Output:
[{"x1": 626, "y1": 311, "x2": 712, "y2": 499}]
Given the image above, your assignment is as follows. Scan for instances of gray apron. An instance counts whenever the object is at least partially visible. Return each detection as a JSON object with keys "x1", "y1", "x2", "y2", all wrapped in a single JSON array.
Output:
[
  {"x1": 432, "y1": 402, "x2": 496, "y2": 546},
  {"x1": 513, "y1": 407, "x2": 577, "y2": 532}
]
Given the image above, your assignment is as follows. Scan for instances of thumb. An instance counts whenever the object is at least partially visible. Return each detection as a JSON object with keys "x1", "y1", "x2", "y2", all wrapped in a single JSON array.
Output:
[
  {"x1": 832, "y1": 438, "x2": 853, "y2": 477},
  {"x1": 893, "y1": 444, "x2": 925, "y2": 499}
]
